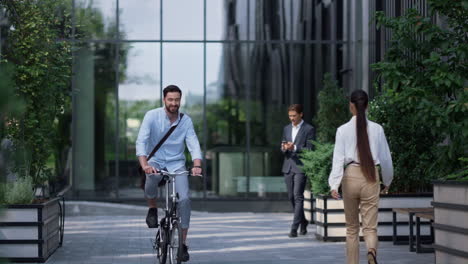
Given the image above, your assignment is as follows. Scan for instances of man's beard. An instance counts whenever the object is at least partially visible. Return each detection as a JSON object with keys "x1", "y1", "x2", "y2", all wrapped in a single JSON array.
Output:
[{"x1": 165, "y1": 105, "x2": 179, "y2": 114}]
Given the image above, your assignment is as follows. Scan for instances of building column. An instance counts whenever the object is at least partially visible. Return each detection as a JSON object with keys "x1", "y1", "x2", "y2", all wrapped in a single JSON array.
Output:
[{"x1": 73, "y1": 47, "x2": 95, "y2": 192}]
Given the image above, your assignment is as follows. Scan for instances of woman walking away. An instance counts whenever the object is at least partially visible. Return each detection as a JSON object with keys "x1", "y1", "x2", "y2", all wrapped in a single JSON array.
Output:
[{"x1": 328, "y1": 89, "x2": 393, "y2": 264}]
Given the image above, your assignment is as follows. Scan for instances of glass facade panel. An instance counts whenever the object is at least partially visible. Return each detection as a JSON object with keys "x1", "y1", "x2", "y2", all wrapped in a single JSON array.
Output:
[
  {"x1": 205, "y1": 43, "x2": 248, "y2": 197},
  {"x1": 207, "y1": 0, "x2": 249, "y2": 41},
  {"x1": 249, "y1": 0, "x2": 292, "y2": 40},
  {"x1": 118, "y1": 42, "x2": 161, "y2": 198},
  {"x1": 162, "y1": 43, "x2": 204, "y2": 196},
  {"x1": 162, "y1": 0, "x2": 203, "y2": 40},
  {"x1": 74, "y1": 0, "x2": 117, "y2": 40},
  {"x1": 248, "y1": 43, "x2": 299, "y2": 197},
  {"x1": 73, "y1": 43, "x2": 118, "y2": 198},
  {"x1": 119, "y1": 0, "x2": 160, "y2": 40},
  {"x1": 206, "y1": 0, "x2": 226, "y2": 40},
  {"x1": 65, "y1": 0, "x2": 363, "y2": 201}
]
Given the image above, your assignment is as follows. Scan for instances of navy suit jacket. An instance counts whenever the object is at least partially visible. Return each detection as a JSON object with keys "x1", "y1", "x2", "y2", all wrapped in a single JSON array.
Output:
[{"x1": 281, "y1": 122, "x2": 315, "y2": 174}]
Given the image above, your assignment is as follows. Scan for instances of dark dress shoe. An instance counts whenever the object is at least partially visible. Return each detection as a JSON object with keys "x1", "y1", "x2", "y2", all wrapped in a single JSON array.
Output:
[
  {"x1": 179, "y1": 244, "x2": 190, "y2": 262},
  {"x1": 288, "y1": 229, "x2": 298, "y2": 238},
  {"x1": 299, "y1": 221, "x2": 308, "y2": 235},
  {"x1": 145, "y1": 208, "x2": 158, "y2": 228}
]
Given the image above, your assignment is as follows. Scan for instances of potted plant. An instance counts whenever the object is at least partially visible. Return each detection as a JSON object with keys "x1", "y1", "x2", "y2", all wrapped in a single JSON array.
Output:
[
  {"x1": 0, "y1": 176, "x2": 63, "y2": 262},
  {"x1": 0, "y1": 0, "x2": 71, "y2": 262},
  {"x1": 301, "y1": 141, "x2": 334, "y2": 226},
  {"x1": 0, "y1": 64, "x2": 63, "y2": 263},
  {"x1": 301, "y1": 73, "x2": 349, "y2": 233}
]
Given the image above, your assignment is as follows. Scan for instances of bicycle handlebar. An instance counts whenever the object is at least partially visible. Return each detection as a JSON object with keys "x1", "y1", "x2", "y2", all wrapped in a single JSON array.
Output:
[{"x1": 158, "y1": 170, "x2": 203, "y2": 177}]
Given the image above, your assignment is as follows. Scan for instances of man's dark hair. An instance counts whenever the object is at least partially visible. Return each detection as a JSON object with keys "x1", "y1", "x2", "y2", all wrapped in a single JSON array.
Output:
[
  {"x1": 163, "y1": 85, "x2": 182, "y2": 98},
  {"x1": 288, "y1": 104, "x2": 303, "y2": 114}
]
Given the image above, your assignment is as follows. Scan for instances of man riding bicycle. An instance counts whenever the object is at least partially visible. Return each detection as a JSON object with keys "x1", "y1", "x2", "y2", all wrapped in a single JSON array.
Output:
[{"x1": 136, "y1": 85, "x2": 202, "y2": 262}]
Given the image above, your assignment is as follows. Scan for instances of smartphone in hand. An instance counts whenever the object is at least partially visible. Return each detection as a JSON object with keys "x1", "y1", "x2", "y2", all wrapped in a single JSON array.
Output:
[{"x1": 281, "y1": 140, "x2": 287, "y2": 150}]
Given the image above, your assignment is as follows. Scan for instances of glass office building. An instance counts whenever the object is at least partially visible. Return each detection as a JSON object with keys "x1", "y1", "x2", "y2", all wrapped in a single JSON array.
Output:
[{"x1": 1, "y1": 0, "x2": 433, "y2": 201}]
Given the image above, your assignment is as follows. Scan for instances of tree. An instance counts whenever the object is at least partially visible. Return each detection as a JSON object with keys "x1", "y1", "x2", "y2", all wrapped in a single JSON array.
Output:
[
  {"x1": 301, "y1": 73, "x2": 349, "y2": 195},
  {"x1": 313, "y1": 73, "x2": 350, "y2": 143},
  {"x1": 371, "y1": 0, "x2": 467, "y2": 190},
  {"x1": 1, "y1": 0, "x2": 72, "y2": 186}
]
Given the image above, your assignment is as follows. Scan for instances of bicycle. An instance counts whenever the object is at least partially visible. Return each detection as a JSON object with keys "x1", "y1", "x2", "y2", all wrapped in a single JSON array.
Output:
[{"x1": 152, "y1": 169, "x2": 201, "y2": 264}]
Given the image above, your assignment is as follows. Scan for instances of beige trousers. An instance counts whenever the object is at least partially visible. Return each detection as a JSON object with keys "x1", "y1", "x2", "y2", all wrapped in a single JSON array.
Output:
[{"x1": 342, "y1": 165, "x2": 380, "y2": 264}]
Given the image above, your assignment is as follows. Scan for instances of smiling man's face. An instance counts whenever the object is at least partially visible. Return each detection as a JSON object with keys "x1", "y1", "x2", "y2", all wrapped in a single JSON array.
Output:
[{"x1": 164, "y1": 91, "x2": 181, "y2": 114}]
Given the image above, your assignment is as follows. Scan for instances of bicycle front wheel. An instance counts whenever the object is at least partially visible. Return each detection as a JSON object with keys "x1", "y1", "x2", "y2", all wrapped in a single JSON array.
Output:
[
  {"x1": 169, "y1": 220, "x2": 183, "y2": 264},
  {"x1": 157, "y1": 227, "x2": 168, "y2": 264}
]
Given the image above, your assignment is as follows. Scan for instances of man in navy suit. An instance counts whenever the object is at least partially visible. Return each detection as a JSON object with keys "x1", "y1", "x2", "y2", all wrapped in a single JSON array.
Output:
[{"x1": 281, "y1": 104, "x2": 315, "y2": 238}]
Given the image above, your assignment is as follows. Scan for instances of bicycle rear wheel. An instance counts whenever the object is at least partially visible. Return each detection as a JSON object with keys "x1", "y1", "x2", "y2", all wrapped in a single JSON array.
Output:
[{"x1": 169, "y1": 220, "x2": 183, "y2": 264}]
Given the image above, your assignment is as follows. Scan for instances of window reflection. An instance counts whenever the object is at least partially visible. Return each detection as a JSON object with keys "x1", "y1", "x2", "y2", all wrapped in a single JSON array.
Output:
[
  {"x1": 73, "y1": 42, "x2": 118, "y2": 198},
  {"x1": 75, "y1": 0, "x2": 117, "y2": 39},
  {"x1": 163, "y1": 43, "x2": 204, "y2": 196},
  {"x1": 68, "y1": 0, "x2": 351, "y2": 200},
  {"x1": 119, "y1": 0, "x2": 160, "y2": 40},
  {"x1": 163, "y1": 0, "x2": 203, "y2": 40},
  {"x1": 118, "y1": 43, "x2": 161, "y2": 197},
  {"x1": 205, "y1": 43, "x2": 248, "y2": 197},
  {"x1": 162, "y1": 43, "x2": 203, "y2": 110},
  {"x1": 206, "y1": 0, "x2": 249, "y2": 40}
]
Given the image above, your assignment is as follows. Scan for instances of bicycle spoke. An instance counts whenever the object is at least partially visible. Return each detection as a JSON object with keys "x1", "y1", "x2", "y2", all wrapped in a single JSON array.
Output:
[{"x1": 168, "y1": 220, "x2": 183, "y2": 264}]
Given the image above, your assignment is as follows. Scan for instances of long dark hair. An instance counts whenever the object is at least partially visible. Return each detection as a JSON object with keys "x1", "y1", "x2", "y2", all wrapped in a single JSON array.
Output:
[{"x1": 350, "y1": 90, "x2": 376, "y2": 182}]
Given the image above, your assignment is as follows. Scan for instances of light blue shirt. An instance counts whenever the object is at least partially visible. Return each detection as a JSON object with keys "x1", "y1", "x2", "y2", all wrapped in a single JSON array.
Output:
[{"x1": 136, "y1": 107, "x2": 202, "y2": 172}]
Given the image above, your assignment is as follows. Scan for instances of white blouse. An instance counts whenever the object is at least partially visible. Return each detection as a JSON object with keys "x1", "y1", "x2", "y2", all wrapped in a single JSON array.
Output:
[{"x1": 329, "y1": 116, "x2": 394, "y2": 191}]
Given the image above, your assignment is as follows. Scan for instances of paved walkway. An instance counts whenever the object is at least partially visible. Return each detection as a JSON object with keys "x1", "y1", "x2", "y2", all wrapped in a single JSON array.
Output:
[{"x1": 40, "y1": 202, "x2": 434, "y2": 264}]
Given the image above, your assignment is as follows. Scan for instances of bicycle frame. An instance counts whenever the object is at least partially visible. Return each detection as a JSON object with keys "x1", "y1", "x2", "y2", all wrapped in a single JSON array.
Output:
[
  {"x1": 162, "y1": 171, "x2": 188, "y2": 221},
  {"x1": 154, "y1": 170, "x2": 188, "y2": 264}
]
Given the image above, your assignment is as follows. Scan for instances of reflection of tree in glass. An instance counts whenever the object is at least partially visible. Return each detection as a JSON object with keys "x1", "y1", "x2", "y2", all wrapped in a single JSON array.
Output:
[
  {"x1": 204, "y1": 99, "x2": 246, "y2": 147},
  {"x1": 74, "y1": 2, "x2": 130, "y2": 181},
  {"x1": 119, "y1": 100, "x2": 160, "y2": 153}
]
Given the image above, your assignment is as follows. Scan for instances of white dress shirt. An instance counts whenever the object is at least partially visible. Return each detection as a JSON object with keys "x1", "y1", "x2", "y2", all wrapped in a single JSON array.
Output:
[
  {"x1": 292, "y1": 120, "x2": 303, "y2": 151},
  {"x1": 135, "y1": 107, "x2": 202, "y2": 172},
  {"x1": 329, "y1": 116, "x2": 393, "y2": 191}
]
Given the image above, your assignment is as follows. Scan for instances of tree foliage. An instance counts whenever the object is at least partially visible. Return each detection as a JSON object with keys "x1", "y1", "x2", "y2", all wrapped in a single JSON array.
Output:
[
  {"x1": 301, "y1": 141, "x2": 334, "y2": 195},
  {"x1": 314, "y1": 73, "x2": 350, "y2": 143},
  {"x1": 371, "y1": 0, "x2": 467, "y2": 189},
  {"x1": 1, "y1": 0, "x2": 72, "y2": 185},
  {"x1": 301, "y1": 73, "x2": 349, "y2": 195},
  {"x1": 368, "y1": 94, "x2": 440, "y2": 192}
]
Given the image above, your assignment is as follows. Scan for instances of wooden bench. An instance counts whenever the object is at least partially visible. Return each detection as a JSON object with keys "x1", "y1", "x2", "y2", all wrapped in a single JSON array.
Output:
[
  {"x1": 392, "y1": 207, "x2": 434, "y2": 252},
  {"x1": 415, "y1": 211, "x2": 434, "y2": 253}
]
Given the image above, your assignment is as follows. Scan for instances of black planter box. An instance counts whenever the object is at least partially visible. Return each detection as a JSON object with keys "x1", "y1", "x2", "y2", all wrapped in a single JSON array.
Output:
[
  {"x1": 0, "y1": 197, "x2": 63, "y2": 263},
  {"x1": 304, "y1": 190, "x2": 316, "y2": 224}
]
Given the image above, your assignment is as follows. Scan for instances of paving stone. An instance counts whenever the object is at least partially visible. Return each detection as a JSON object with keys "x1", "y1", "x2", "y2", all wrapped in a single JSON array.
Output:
[{"x1": 29, "y1": 203, "x2": 434, "y2": 264}]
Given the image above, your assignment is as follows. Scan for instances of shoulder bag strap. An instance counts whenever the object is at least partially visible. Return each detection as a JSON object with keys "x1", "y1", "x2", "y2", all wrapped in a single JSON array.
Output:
[{"x1": 146, "y1": 113, "x2": 184, "y2": 160}]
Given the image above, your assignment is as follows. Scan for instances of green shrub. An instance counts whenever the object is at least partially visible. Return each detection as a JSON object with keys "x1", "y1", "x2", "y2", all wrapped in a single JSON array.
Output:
[
  {"x1": 300, "y1": 73, "x2": 349, "y2": 195},
  {"x1": 300, "y1": 142, "x2": 334, "y2": 195},
  {"x1": 368, "y1": 94, "x2": 440, "y2": 193},
  {"x1": 372, "y1": 0, "x2": 467, "y2": 189},
  {"x1": 443, "y1": 158, "x2": 468, "y2": 181},
  {"x1": 314, "y1": 73, "x2": 350, "y2": 143},
  {"x1": 1, "y1": 176, "x2": 34, "y2": 205}
]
